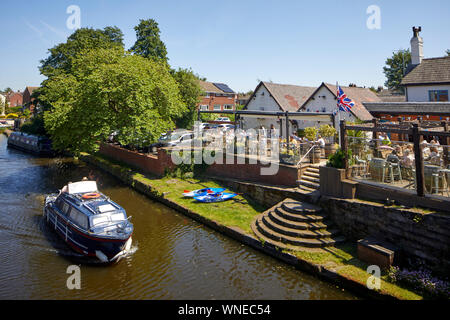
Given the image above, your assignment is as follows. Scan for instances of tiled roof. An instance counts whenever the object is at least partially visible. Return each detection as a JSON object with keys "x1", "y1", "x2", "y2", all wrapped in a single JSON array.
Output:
[
  {"x1": 321, "y1": 83, "x2": 379, "y2": 121},
  {"x1": 363, "y1": 102, "x2": 450, "y2": 114},
  {"x1": 401, "y1": 56, "x2": 450, "y2": 85},
  {"x1": 262, "y1": 81, "x2": 317, "y2": 112},
  {"x1": 376, "y1": 89, "x2": 406, "y2": 102},
  {"x1": 198, "y1": 80, "x2": 234, "y2": 94}
]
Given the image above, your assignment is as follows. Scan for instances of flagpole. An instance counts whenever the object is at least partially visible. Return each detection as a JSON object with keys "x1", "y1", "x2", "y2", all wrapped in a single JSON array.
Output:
[{"x1": 337, "y1": 81, "x2": 341, "y2": 147}]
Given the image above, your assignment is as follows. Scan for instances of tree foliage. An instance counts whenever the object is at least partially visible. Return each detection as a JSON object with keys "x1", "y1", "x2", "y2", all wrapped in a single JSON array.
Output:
[
  {"x1": 383, "y1": 49, "x2": 411, "y2": 92},
  {"x1": 39, "y1": 47, "x2": 186, "y2": 154},
  {"x1": 131, "y1": 19, "x2": 168, "y2": 62},
  {"x1": 39, "y1": 27, "x2": 124, "y2": 77}
]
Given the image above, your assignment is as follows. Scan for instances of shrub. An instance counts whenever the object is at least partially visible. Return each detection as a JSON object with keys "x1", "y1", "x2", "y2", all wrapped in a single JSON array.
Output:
[
  {"x1": 387, "y1": 266, "x2": 450, "y2": 299},
  {"x1": 326, "y1": 148, "x2": 352, "y2": 169},
  {"x1": 319, "y1": 124, "x2": 337, "y2": 138},
  {"x1": 304, "y1": 127, "x2": 318, "y2": 141}
]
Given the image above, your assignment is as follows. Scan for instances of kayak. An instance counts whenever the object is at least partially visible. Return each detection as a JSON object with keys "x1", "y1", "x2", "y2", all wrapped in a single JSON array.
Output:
[
  {"x1": 193, "y1": 192, "x2": 238, "y2": 203},
  {"x1": 182, "y1": 188, "x2": 226, "y2": 197}
]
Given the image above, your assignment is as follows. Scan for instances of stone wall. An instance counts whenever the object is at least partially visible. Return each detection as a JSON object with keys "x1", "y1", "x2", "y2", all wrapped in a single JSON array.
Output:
[{"x1": 321, "y1": 197, "x2": 450, "y2": 275}]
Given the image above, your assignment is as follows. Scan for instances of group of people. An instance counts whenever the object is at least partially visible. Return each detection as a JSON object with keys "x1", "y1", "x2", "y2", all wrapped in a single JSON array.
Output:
[{"x1": 385, "y1": 138, "x2": 444, "y2": 168}]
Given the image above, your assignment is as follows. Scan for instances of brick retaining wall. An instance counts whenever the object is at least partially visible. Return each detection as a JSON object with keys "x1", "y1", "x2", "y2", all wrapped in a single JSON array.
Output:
[{"x1": 99, "y1": 143, "x2": 175, "y2": 177}]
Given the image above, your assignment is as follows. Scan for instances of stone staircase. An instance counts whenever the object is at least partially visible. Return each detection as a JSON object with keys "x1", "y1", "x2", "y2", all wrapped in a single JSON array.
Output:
[
  {"x1": 297, "y1": 164, "x2": 320, "y2": 193},
  {"x1": 251, "y1": 198, "x2": 345, "y2": 251}
]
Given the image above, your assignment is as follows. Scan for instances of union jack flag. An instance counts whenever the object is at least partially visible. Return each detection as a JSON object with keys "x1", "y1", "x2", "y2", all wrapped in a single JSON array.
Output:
[{"x1": 337, "y1": 86, "x2": 355, "y2": 112}]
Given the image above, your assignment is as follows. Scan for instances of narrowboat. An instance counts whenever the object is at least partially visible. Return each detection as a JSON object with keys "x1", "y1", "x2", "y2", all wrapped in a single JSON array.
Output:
[
  {"x1": 7, "y1": 131, "x2": 54, "y2": 156},
  {"x1": 43, "y1": 180, "x2": 133, "y2": 263}
]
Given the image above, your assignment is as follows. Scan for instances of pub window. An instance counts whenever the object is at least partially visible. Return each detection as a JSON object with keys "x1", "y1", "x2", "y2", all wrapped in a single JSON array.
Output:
[
  {"x1": 213, "y1": 104, "x2": 221, "y2": 110},
  {"x1": 429, "y1": 90, "x2": 449, "y2": 102}
]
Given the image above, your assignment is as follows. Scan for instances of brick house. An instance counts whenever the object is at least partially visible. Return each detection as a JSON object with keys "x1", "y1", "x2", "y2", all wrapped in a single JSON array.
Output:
[
  {"x1": 6, "y1": 91, "x2": 23, "y2": 108},
  {"x1": 22, "y1": 86, "x2": 38, "y2": 111},
  {"x1": 198, "y1": 80, "x2": 236, "y2": 111}
]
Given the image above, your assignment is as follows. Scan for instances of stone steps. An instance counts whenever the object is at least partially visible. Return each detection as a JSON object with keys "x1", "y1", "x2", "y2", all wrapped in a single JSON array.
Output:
[
  {"x1": 298, "y1": 165, "x2": 321, "y2": 191},
  {"x1": 262, "y1": 214, "x2": 340, "y2": 239},
  {"x1": 251, "y1": 198, "x2": 345, "y2": 250},
  {"x1": 275, "y1": 206, "x2": 324, "y2": 223},
  {"x1": 268, "y1": 210, "x2": 334, "y2": 230},
  {"x1": 255, "y1": 215, "x2": 345, "y2": 248}
]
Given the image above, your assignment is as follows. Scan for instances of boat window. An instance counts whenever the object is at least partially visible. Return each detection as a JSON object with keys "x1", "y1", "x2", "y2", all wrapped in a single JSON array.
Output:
[
  {"x1": 69, "y1": 209, "x2": 88, "y2": 229},
  {"x1": 91, "y1": 215, "x2": 109, "y2": 226},
  {"x1": 111, "y1": 212, "x2": 125, "y2": 222},
  {"x1": 61, "y1": 202, "x2": 71, "y2": 216},
  {"x1": 90, "y1": 212, "x2": 126, "y2": 227}
]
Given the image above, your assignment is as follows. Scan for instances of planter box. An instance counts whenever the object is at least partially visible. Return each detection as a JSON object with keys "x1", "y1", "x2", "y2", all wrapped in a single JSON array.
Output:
[{"x1": 319, "y1": 166, "x2": 346, "y2": 197}]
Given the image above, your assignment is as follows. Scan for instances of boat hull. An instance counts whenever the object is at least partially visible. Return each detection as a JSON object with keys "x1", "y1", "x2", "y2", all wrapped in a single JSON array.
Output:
[{"x1": 43, "y1": 203, "x2": 132, "y2": 263}]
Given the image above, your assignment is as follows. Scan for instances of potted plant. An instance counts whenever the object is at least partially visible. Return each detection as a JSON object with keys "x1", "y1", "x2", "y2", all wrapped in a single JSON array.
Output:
[
  {"x1": 279, "y1": 148, "x2": 297, "y2": 165},
  {"x1": 304, "y1": 127, "x2": 320, "y2": 163},
  {"x1": 319, "y1": 148, "x2": 352, "y2": 197},
  {"x1": 319, "y1": 124, "x2": 338, "y2": 158}
]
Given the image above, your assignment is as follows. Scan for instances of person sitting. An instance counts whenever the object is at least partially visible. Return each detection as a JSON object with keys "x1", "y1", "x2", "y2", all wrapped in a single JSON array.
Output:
[
  {"x1": 428, "y1": 147, "x2": 441, "y2": 166},
  {"x1": 387, "y1": 150, "x2": 400, "y2": 163},
  {"x1": 401, "y1": 149, "x2": 414, "y2": 168}
]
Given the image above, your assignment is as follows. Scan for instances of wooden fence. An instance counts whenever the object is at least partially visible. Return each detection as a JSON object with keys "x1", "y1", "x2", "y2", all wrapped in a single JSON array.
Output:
[{"x1": 340, "y1": 119, "x2": 450, "y2": 197}]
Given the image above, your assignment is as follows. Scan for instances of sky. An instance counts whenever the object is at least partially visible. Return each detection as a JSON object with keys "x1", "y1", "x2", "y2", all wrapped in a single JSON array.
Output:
[{"x1": 1, "y1": 0, "x2": 449, "y2": 93}]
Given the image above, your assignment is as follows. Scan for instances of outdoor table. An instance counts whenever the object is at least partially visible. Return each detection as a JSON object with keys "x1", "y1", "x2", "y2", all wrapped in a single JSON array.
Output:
[{"x1": 369, "y1": 158, "x2": 390, "y2": 182}]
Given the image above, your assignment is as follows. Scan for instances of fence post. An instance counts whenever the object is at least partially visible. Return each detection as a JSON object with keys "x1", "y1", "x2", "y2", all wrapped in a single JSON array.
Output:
[
  {"x1": 372, "y1": 118, "x2": 380, "y2": 158},
  {"x1": 412, "y1": 123, "x2": 425, "y2": 196},
  {"x1": 340, "y1": 120, "x2": 348, "y2": 177},
  {"x1": 285, "y1": 111, "x2": 290, "y2": 150},
  {"x1": 441, "y1": 121, "x2": 449, "y2": 167}
]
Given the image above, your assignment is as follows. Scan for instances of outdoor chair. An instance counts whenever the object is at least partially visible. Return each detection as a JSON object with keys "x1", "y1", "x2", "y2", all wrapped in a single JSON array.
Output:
[{"x1": 355, "y1": 156, "x2": 368, "y2": 178}]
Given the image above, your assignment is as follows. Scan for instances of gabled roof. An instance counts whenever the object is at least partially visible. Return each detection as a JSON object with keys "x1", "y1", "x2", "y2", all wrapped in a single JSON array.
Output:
[
  {"x1": 244, "y1": 81, "x2": 316, "y2": 112},
  {"x1": 198, "y1": 80, "x2": 235, "y2": 94},
  {"x1": 401, "y1": 56, "x2": 450, "y2": 86},
  {"x1": 299, "y1": 83, "x2": 377, "y2": 121},
  {"x1": 23, "y1": 86, "x2": 39, "y2": 95}
]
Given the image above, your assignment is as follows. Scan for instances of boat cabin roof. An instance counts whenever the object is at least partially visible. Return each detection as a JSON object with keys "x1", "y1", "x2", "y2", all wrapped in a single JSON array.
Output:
[
  {"x1": 59, "y1": 181, "x2": 124, "y2": 217},
  {"x1": 68, "y1": 181, "x2": 98, "y2": 194}
]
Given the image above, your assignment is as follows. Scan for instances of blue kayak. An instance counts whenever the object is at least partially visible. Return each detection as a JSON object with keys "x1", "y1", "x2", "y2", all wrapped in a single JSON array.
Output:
[
  {"x1": 182, "y1": 188, "x2": 226, "y2": 197},
  {"x1": 193, "y1": 192, "x2": 238, "y2": 203}
]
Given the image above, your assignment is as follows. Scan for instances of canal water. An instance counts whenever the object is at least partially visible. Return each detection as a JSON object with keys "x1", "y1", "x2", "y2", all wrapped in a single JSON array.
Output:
[{"x1": 0, "y1": 134, "x2": 357, "y2": 300}]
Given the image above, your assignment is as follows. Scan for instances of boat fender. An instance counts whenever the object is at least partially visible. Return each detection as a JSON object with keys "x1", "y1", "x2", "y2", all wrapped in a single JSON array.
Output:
[
  {"x1": 125, "y1": 237, "x2": 132, "y2": 252},
  {"x1": 95, "y1": 250, "x2": 109, "y2": 263}
]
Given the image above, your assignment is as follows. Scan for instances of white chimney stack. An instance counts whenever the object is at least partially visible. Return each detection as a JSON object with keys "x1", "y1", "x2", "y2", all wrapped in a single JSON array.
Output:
[{"x1": 410, "y1": 26, "x2": 424, "y2": 65}]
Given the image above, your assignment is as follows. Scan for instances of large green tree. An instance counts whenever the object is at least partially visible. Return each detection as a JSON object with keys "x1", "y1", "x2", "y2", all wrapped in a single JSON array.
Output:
[
  {"x1": 130, "y1": 19, "x2": 168, "y2": 62},
  {"x1": 39, "y1": 47, "x2": 185, "y2": 154},
  {"x1": 383, "y1": 49, "x2": 411, "y2": 92},
  {"x1": 40, "y1": 26, "x2": 124, "y2": 77}
]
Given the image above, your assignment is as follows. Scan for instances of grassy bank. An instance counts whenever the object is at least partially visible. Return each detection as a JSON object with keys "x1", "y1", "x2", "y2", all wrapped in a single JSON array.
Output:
[{"x1": 82, "y1": 152, "x2": 423, "y2": 300}]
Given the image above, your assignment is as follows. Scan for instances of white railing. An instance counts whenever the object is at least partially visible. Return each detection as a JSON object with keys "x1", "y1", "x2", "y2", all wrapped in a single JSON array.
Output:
[{"x1": 297, "y1": 144, "x2": 316, "y2": 167}]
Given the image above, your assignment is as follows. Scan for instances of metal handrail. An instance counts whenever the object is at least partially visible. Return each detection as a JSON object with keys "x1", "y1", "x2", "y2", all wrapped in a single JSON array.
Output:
[{"x1": 297, "y1": 144, "x2": 316, "y2": 167}]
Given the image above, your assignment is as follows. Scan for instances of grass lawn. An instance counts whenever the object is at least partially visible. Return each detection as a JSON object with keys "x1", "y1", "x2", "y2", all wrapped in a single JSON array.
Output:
[
  {"x1": 133, "y1": 173, "x2": 266, "y2": 234},
  {"x1": 290, "y1": 244, "x2": 423, "y2": 300},
  {"x1": 85, "y1": 152, "x2": 424, "y2": 300}
]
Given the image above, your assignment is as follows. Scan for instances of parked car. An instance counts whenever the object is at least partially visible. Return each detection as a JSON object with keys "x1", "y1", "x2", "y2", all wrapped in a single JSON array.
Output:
[
  {"x1": 215, "y1": 117, "x2": 231, "y2": 122},
  {"x1": 218, "y1": 124, "x2": 235, "y2": 131},
  {"x1": 149, "y1": 130, "x2": 194, "y2": 151}
]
